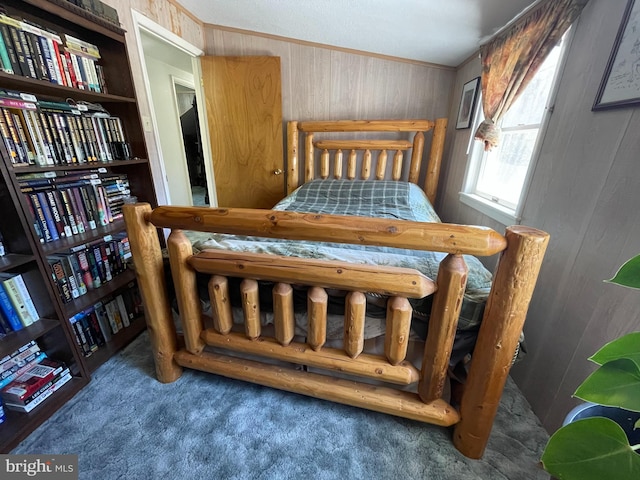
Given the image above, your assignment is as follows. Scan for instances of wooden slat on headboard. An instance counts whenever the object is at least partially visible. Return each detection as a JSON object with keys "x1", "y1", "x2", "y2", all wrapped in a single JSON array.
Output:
[{"x1": 286, "y1": 118, "x2": 448, "y2": 204}]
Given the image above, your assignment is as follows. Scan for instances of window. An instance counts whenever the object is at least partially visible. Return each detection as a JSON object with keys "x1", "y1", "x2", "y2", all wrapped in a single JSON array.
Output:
[{"x1": 460, "y1": 35, "x2": 569, "y2": 225}]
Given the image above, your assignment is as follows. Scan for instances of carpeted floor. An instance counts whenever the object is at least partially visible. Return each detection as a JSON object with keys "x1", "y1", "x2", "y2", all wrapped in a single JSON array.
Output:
[{"x1": 12, "y1": 331, "x2": 550, "y2": 479}]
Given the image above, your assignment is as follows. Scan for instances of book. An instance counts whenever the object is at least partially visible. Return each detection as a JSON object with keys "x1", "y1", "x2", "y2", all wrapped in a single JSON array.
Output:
[
  {"x1": 27, "y1": 192, "x2": 53, "y2": 243},
  {"x1": 3, "y1": 370, "x2": 71, "y2": 413},
  {"x1": 0, "y1": 340, "x2": 38, "y2": 371},
  {"x1": 0, "y1": 23, "x2": 14, "y2": 74},
  {"x1": 115, "y1": 294, "x2": 130, "y2": 328},
  {"x1": 49, "y1": 255, "x2": 80, "y2": 299},
  {"x1": 7, "y1": 271, "x2": 39, "y2": 324},
  {"x1": 104, "y1": 297, "x2": 121, "y2": 333},
  {"x1": 0, "y1": 273, "x2": 36, "y2": 327},
  {"x1": 0, "y1": 22, "x2": 21, "y2": 75},
  {"x1": 0, "y1": 280, "x2": 22, "y2": 331},
  {"x1": 1, "y1": 357, "x2": 66, "y2": 404},
  {"x1": 6, "y1": 364, "x2": 70, "y2": 406},
  {"x1": 0, "y1": 351, "x2": 47, "y2": 390},
  {"x1": 48, "y1": 257, "x2": 72, "y2": 303},
  {"x1": 36, "y1": 191, "x2": 60, "y2": 241},
  {"x1": 93, "y1": 301, "x2": 112, "y2": 342},
  {"x1": 69, "y1": 312, "x2": 93, "y2": 356}
]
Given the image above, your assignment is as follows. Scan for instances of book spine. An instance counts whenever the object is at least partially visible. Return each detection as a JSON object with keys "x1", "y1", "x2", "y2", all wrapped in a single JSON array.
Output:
[
  {"x1": 68, "y1": 187, "x2": 88, "y2": 232},
  {"x1": 0, "y1": 275, "x2": 34, "y2": 327},
  {"x1": 0, "y1": 341, "x2": 38, "y2": 373},
  {"x1": 49, "y1": 258, "x2": 72, "y2": 303},
  {"x1": 0, "y1": 25, "x2": 14, "y2": 74},
  {"x1": 0, "y1": 23, "x2": 21, "y2": 75},
  {"x1": 0, "y1": 283, "x2": 23, "y2": 331},
  {"x1": 93, "y1": 302, "x2": 112, "y2": 341},
  {"x1": 11, "y1": 111, "x2": 35, "y2": 164},
  {"x1": 4, "y1": 372, "x2": 71, "y2": 413},
  {"x1": 11, "y1": 274, "x2": 39, "y2": 323},
  {"x1": 115, "y1": 294, "x2": 130, "y2": 328},
  {"x1": 2, "y1": 109, "x2": 27, "y2": 164},
  {"x1": 36, "y1": 191, "x2": 59, "y2": 241},
  {"x1": 27, "y1": 193, "x2": 53, "y2": 243},
  {"x1": 45, "y1": 189, "x2": 68, "y2": 238},
  {"x1": 0, "y1": 352, "x2": 47, "y2": 390}
]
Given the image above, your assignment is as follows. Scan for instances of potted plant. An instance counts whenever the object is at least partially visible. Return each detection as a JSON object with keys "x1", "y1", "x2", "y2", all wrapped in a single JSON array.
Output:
[{"x1": 541, "y1": 254, "x2": 640, "y2": 479}]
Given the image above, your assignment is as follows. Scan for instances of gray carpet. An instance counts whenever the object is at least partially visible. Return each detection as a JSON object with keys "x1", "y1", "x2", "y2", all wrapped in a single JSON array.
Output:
[{"x1": 12, "y1": 331, "x2": 550, "y2": 479}]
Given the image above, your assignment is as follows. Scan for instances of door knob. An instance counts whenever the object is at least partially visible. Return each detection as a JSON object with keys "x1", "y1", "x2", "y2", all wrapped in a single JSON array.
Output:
[{"x1": 273, "y1": 169, "x2": 283, "y2": 175}]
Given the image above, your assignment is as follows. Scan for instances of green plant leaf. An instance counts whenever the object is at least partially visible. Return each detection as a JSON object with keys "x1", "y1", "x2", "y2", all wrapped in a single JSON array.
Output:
[
  {"x1": 589, "y1": 332, "x2": 640, "y2": 368},
  {"x1": 575, "y1": 358, "x2": 640, "y2": 412},
  {"x1": 541, "y1": 417, "x2": 640, "y2": 480},
  {"x1": 607, "y1": 254, "x2": 640, "y2": 289}
]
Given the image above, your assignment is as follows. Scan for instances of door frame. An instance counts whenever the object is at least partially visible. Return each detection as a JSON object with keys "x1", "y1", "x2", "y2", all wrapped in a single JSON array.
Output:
[{"x1": 130, "y1": 10, "x2": 217, "y2": 206}]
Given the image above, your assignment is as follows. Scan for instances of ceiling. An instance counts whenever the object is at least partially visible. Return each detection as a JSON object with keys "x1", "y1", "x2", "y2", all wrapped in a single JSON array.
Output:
[{"x1": 174, "y1": 0, "x2": 538, "y2": 67}]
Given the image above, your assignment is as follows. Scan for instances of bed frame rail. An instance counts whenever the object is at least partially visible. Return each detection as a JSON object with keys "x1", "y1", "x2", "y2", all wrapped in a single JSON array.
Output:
[{"x1": 123, "y1": 203, "x2": 549, "y2": 460}]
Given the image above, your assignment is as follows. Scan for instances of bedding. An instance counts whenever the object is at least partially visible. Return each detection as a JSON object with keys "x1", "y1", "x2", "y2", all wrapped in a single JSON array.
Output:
[{"x1": 186, "y1": 179, "x2": 493, "y2": 365}]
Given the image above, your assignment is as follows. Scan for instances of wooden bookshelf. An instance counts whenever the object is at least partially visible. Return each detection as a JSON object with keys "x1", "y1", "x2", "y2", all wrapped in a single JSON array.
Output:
[{"x1": 0, "y1": 0, "x2": 156, "y2": 452}]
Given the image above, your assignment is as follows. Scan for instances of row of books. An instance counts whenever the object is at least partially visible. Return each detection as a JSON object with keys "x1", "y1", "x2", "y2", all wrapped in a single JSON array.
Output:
[
  {"x1": 48, "y1": 232, "x2": 132, "y2": 304},
  {"x1": 0, "y1": 340, "x2": 70, "y2": 414},
  {"x1": 0, "y1": 91, "x2": 131, "y2": 167},
  {"x1": 19, "y1": 170, "x2": 131, "y2": 244},
  {"x1": 0, "y1": 10, "x2": 107, "y2": 93},
  {"x1": 0, "y1": 271, "x2": 40, "y2": 336},
  {"x1": 69, "y1": 286, "x2": 142, "y2": 357}
]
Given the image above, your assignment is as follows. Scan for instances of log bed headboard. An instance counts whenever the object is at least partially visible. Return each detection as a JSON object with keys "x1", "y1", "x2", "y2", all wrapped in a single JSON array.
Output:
[{"x1": 286, "y1": 118, "x2": 448, "y2": 204}]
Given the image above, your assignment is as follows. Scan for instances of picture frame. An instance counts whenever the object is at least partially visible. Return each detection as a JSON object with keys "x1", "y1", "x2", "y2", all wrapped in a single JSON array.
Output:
[
  {"x1": 593, "y1": 0, "x2": 640, "y2": 110},
  {"x1": 456, "y1": 77, "x2": 480, "y2": 129}
]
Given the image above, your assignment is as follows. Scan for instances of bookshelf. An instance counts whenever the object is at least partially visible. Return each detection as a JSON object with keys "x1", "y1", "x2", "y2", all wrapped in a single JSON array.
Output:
[{"x1": 0, "y1": 0, "x2": 157, "y2": 452}]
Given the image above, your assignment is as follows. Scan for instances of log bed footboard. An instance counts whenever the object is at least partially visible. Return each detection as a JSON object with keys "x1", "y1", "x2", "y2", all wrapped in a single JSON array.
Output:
[{"x1": 123, "y1": 203, "x2": 549, "y2": 459}]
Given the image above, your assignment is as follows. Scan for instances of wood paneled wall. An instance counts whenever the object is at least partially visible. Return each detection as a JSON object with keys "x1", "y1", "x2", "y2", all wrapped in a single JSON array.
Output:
[
  {"x1": 203, "y1": 27, "x2": 455, "y2": 126},
  {"x1": 440, "y1": 0, "x2": 640, "y2": 432}
]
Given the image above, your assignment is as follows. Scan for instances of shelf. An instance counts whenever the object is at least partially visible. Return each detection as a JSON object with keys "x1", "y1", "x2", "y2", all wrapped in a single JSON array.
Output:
[
  {"x1": 0, "y1": 318, "x2": 60, "y2": 359},
  {"x1": 0, "y1": 71, "x2": 136, "y2": 104},
  {"x1": 41, "y1": 219, "x2": 127, "y2": 256},
  {"x1": 0, "y1": 376, "x2": 89, "y2": 453},
  {"x1": 60, "y1": 269, "x2": 137, "y2": 318},
  {"x1": 0, "y1": 0, "x2": 155, "y2": 452},
  {"x1": 85, "y1": 318, "x2": 146, "y2": 374},
  {"x1": 0, "y1": 254, "x2": 35, "y2": 273},
  {"x1": 15, "y1": 0, "x2": 125, "y2": 40},
  {"x1": 10, "y1": 158, "x2": 149, "y2": 174}
]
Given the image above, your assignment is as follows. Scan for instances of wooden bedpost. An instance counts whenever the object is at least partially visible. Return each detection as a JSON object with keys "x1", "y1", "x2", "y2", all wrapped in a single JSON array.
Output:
[
  {"x1": 287, "y1": 121, "x2": 299, "y2": 195},
  {"x1": 167, "y1": 230, "x2": 205, "y2": 354},
  {"x1": 123, "y1": 204, "x2": 182, "y2": 383},
  {"x1": 453, "y1": 226, "x2": 549, "y2": 459},
  {"x1": 424, "y1": 117, "x2": 447, "y2": 205}
]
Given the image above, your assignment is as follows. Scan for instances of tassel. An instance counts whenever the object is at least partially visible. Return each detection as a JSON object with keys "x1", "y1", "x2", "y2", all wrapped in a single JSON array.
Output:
[{"x1": 474, "y1": 120, "x2": 501, "y2": 151}]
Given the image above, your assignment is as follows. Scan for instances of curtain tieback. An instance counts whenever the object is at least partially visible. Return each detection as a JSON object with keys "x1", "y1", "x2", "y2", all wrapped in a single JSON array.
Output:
[{"x1": 474, "y1": 119, "x2": 501, "y2": 151}]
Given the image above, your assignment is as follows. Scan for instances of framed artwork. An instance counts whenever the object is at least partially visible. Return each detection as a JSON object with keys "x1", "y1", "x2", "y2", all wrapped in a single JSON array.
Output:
[
  {"x1": 593, "y1": 0, "x2": 640, "y2": 110},
  {"x1": 456, "y1": 77, "x2": 480, "y2": 129}
]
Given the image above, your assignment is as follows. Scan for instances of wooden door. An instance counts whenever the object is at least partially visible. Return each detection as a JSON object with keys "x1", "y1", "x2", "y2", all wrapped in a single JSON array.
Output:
[{"x1": 201, "y1": 56, "x2": 284, "y2": 208}]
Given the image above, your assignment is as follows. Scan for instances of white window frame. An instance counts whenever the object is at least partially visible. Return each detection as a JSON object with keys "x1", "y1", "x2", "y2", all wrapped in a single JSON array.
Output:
[{"x1": 459, "y1": 31, "x2": 573, "y2": 226}]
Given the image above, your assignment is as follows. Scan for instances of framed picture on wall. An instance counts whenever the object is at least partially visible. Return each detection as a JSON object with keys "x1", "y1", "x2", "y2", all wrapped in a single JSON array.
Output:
[
  {"x1": 456, "y1": 77, "x2": 480, "y2": 129},
  {"x1": 593, "y1": 0, "x2": 640, "y2": 110}
]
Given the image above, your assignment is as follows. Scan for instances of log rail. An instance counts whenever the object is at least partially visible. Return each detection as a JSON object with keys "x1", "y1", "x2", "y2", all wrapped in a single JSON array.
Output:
[
  {"x1": 123, "y1": 203, "x2": 549, "y2": 460},
  {"x1": 286, "y1": 119, "x2": 448, "y2": 204}
]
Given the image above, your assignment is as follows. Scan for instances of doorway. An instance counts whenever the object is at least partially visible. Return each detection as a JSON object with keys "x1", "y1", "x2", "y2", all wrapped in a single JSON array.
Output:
[
  {"x1": 132, "y1": 11, "x2": 216, "y2": 207},
  {"x1": 174, "y1": 82, "x2": 208, "y2": 206}
]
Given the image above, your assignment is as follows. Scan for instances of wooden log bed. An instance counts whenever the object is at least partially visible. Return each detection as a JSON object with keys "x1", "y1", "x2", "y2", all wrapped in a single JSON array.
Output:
[{"x1": 122, "y1": 118, "x2": 549, "y2": 459}]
